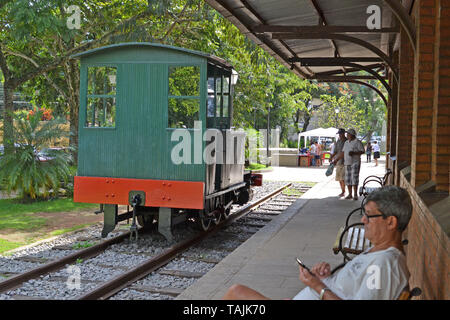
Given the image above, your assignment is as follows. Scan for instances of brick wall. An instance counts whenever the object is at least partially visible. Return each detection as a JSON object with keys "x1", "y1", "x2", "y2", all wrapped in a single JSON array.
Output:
[
  {"x1": 400, "y1": 170, "x2": 449, "y2": 299},
  {"x1": 432, "y1": 0, "x2": 450, "y2": 192},
  {"x1": 411, "y1": 0, "x2": 436, "y2": 187},
  {"x1": 395, "y1": 29, "x2": 414, "y2": 185},
  {"x1": 389, "y1": 0, "x2": 449, "y2": 300}
]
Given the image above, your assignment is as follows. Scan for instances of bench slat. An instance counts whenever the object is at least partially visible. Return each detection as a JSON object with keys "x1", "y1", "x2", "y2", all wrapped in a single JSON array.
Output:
[
  {"x1": 350, "y1": 228, "x2": 360, "y2": 252},
  {"x1": 333, "y1": 227, "x2": 344, "y2": 254},
  {"x1": 357, "y1": 228, "x2": 365, "y2": 252},
  {"x1": 344, "y1": 227, "x2": 354, "y2": 251}
]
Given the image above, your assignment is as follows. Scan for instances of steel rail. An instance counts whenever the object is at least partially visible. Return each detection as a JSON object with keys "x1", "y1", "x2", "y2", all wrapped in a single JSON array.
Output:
[
  {"x1": 0, "y1": 231, "x2": 131, "y2": 293},
  {"x1": 77, "y1": 183, "x2": 292, "y2": 300}
]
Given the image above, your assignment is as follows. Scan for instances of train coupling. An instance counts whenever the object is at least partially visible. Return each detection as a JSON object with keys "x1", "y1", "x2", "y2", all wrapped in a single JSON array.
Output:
[{"x1": 130, "y1": 194, "x2": 142, "y2": 241}]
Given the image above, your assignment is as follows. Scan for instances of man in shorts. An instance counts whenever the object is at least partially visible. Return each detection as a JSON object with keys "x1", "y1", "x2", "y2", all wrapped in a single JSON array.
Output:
[
  {"x1": 372, "y1": 140, "x2": 380, "y2": 166},
  {"x1": 333, "y1": 128, "x2": 365, "y2": 200},
  {"x1": 331, "y1": 128, "x2": 347, "y2": 197}
]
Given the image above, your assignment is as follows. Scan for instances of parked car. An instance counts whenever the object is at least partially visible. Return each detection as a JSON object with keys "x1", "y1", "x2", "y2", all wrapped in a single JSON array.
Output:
[{"x1": 37, "y1": 147, "x2": 72, "y2": 163}]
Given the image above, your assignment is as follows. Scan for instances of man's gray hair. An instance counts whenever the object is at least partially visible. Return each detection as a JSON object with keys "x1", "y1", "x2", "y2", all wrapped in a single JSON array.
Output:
[{"x1": 366, "y1": 186, "x2": 413, "y2": 231}]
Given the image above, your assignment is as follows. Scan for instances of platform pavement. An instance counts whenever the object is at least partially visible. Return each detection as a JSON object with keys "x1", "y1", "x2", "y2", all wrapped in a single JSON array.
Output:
[{"x1": 176, "y1": 157, "x2": 387, "y2": 300}]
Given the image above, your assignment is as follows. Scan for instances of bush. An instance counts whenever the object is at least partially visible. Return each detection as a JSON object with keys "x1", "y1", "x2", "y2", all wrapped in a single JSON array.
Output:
[{"x1": 0, "y1": 111, "x2": 72, "y2": 202}]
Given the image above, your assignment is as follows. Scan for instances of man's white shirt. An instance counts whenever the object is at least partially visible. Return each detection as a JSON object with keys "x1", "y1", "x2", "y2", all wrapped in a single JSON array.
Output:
[{"x1": 292, "y1": 247, "x2": 410, "y2": 300}]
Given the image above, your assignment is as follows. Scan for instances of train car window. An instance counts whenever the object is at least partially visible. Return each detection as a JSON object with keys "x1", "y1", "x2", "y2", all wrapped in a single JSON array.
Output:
[
  {"x1": 168, "y1": 66, "x2": 200, "y2": 128},
  {"x1": 207, "y1": 95, "x2": 215, "y2": 117},
  {"x1": 86, "y1": 97, "x2": 116, "y2": 127},
  {"x1": 223, "y1": 77, "x2": 230, "y2": 94},
  {"x1": 169, "y1": 66, "x2": 200, "y2": 96},
  {"x1": 223, "y1": 95, "x2": 229, "y2": 118},
  {"x1": 168, "y1": 98, "x2": 200, "y2": 129},
  {"x1": 215, "y1": 76, "x2": 222, "y2": 94},
  {"x1": 207, "y1": 76, "x2": 215, "y2": 118},
  {"x1": 207, "y1": 77, "x2": 215, "y2": 95},
  {"x1": 86, "y1": 66, "x2": 116, "y2": 128},
  {"x1": 216, "y1": 95, "x2": 222, "y2": 118},
  {"x1": 88, "y1": 67, "x2": 116, "y2": 95}
]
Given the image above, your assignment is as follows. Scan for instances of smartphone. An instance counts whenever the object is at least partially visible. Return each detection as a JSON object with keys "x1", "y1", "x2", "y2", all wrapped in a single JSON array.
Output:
[{"x1": 296, "y1": 258, "x2": 312, "y2": 273}]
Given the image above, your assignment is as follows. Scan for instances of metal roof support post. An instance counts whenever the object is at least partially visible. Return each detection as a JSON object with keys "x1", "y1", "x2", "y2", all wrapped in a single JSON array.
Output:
[{"x1": 383, "y1": 0, "x2": 417, "y2": 53}]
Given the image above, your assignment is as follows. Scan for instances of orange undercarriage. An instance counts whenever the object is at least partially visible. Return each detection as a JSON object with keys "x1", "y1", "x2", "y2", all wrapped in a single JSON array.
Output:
[{"x1": 74, "y1": 176, "x2": 205, "y2": 209}]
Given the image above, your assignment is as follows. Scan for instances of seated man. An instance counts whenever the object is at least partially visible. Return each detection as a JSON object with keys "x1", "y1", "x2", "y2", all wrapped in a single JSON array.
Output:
[{"x1": 223, "y1": 186, "x2": 412, "y2": 300}]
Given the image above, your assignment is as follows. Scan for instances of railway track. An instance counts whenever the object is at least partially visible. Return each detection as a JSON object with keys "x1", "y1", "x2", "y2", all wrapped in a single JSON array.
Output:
[{"x1": 0, "y1": 182, "x2": 310, "y2": 300}]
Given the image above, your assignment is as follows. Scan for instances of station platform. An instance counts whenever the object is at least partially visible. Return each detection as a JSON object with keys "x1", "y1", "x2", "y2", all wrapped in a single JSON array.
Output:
[{"x1": 176, "y1": 158, "x2": 387, "y2": 300}]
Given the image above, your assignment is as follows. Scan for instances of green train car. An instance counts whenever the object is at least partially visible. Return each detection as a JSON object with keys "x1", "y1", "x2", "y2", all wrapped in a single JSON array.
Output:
[{"x1": 72, "y1": 43, "x2": 261, "y2": 241}]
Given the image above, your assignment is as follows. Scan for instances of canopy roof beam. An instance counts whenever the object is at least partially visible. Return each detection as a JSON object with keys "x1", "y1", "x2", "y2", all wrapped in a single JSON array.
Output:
[
  {"x1": 236, "y1": 0, "x2": 314, "y2": 77},
  {"x1": 313, "y1": 63, "x2": 386, "y2": 77},
  {"x1": 307, "y1": 0, "x2": 346, "y2": 74},
  {"x1": 314, "y1": 75, "x2": 386, "y2": 81},
  {"x1": 317, "y1": 79, "x2": 388, "y2": 107},
  {"x1": 253, "y1": 25, "x2": 400, "y2": 34},
  {"x1": 302, "y1": 60, "x2": 392, "y2": 98},
  {"x1": 272, "y1": 33, "x2": 398, "y2": 81},
  {"x1": 289, "y1": 57, "x2": 384, "y2": 63}
]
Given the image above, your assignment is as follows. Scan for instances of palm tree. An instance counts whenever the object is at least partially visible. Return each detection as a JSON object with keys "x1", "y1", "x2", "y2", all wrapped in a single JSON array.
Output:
[{"x1": 0, "y1": 110, "x2": 72, "y2": 202}]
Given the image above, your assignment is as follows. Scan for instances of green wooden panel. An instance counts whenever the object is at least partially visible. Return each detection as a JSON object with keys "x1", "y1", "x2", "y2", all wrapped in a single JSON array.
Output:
[{"x1": 77, "y1": 47, "x2": 207, "y2": 181}]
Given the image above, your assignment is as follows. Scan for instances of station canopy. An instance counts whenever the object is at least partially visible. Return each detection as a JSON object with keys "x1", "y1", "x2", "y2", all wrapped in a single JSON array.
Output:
[
  {"x1": 297, "y1": 127, "x2": 338, "y2": 148},
  {"x1": 205, "y1": 0, "x2": 417, "y2": 105}
]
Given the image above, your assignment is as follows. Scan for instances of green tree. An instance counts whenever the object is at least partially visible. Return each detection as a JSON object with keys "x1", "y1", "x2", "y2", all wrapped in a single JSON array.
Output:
[{"x1": 316, "y1": 94, "x2": 366, "y2": 134}]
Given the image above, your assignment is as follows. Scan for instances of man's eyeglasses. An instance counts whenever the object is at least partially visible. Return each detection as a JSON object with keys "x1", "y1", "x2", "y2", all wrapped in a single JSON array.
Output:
[{"x1": 363, "y1": 211, "x2": 386, "y2": 220}]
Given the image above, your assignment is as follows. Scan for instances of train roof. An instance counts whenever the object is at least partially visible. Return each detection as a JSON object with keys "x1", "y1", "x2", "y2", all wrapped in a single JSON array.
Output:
[{"x1": 71, "y1": 42, "x2": 234, "y2": 71}]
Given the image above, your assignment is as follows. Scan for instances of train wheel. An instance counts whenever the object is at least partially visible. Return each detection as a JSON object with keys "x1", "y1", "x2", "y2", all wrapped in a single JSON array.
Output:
[
  {"x1": 197, "y1": 214, "x2": 211, "y2": 231},
  {"x1": 222, "y1": 207, "x2": 231, "y2": 219},
  {"x1": 213, "y1": 209, "x2": 222, "y2": 225}
]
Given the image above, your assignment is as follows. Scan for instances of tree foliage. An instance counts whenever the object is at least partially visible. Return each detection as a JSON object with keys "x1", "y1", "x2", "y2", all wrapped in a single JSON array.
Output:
[{"x1": 0, "y1": 0, "x2": 387, "y2": 154}]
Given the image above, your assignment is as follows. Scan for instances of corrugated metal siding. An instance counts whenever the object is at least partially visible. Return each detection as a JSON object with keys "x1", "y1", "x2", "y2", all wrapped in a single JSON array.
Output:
[{"x1": 77, "y1": 46, "x2": 207, "y2": 182}]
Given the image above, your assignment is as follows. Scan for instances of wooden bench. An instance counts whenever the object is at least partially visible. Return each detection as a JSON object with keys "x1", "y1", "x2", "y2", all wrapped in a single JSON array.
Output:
[
  {"x1": 332, "y1": 207, "x2": 368, "y2": 261},
  {"x1": 359, "y1": 168, "x2": 392, "y2": 198},
  {"x1": 333, "y1": 223, "x2": 371, "y2": 257}
]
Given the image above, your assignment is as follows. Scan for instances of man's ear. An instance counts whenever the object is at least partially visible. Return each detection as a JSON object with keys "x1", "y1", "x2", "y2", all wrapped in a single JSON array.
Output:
[{"x1": 386, "y1": 216, "x2": 399, "y2": 231}]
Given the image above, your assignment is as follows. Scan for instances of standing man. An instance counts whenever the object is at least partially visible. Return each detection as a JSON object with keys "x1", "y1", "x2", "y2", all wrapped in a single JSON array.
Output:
[
  {"x1": 333, "y1": 129, "x2": 365, "y2": 200},
  {"x1": 331, "y1": 129, "x2": 347, "y2": 197},
  {"x1": 372, "y1": 140, "x2": 380, "y2": 166},
  {"x1": 366, "y1": 142, "x2": 372, "y2": 163},
  {"x1": 310, "y1": 141, "x2": 317, "y2": 167},
  {"x1": 315, "y1": 141, "x2": 321, "y2": 166}
]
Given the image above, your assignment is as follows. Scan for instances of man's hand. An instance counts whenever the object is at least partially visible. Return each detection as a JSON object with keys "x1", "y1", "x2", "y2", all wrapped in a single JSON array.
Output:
[
  {"x1": 298, "y1": 266, "x2": 323, "y2": 289},
  {"x1": 348, "y1": 151, "x2": 354, "y2": 156},
  {"x1": 311, "y1": 262, "x2": 331, "y2": 280}
]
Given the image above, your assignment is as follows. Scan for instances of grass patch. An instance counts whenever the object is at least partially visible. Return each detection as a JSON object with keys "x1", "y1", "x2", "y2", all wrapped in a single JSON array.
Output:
[
  {"x1": 0, "y1": 238, "x2": 25, "y2": 254},
  {"x1": 72, "y1": 240, "x2": 95, "y2": 249},
  {"x1": 50, "y1": 224, "x2": 92, "y2": 237},
  {"x1": 246, "y1": 163, "x2": 272, "y2": 171},
  {"x1": 283, "y1": 188, "x2": 304, "y2": 197},
  {"x1": 0, "y1": 198, "x2": 96, "y2": 231}
]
